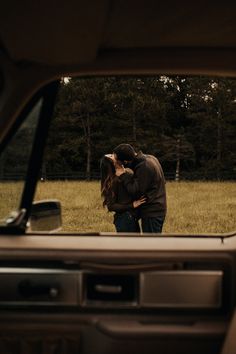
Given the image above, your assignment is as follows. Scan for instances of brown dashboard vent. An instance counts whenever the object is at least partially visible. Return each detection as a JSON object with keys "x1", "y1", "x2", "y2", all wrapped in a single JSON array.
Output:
[{"x1": 85, "y1": 273, "x2": 138, "y2": 303}]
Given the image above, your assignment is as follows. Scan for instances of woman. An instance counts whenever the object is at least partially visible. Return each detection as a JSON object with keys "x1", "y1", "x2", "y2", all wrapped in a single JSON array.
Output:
[{"x1": 100, "y1": 154, "x2": 146, "y2": 232}]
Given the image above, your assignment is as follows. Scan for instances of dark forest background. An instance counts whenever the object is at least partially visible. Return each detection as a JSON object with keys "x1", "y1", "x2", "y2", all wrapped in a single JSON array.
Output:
[
  {"x1": 1, "y1": 75, "x2": 235, "y2": 181},
  {"x1": 43, "y1": 75, "x2": 236, "y2": 180}
]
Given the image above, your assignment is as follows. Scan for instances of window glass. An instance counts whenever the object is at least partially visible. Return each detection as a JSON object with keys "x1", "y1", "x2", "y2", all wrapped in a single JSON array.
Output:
[
  {"x1": 35, "y1": 77, "x2": 236, "y2": 234},
  {"x1": 0, "y1": 99, "x2": 43, "y2": 222}
]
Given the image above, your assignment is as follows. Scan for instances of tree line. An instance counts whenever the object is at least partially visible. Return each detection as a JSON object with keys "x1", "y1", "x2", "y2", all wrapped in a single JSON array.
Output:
[
  {"x1": 1, "y1": 75, "x2": 235, "y2": 181},
  {"x1": 43, "y1": 75, "x2": 236, "y2": 180}
]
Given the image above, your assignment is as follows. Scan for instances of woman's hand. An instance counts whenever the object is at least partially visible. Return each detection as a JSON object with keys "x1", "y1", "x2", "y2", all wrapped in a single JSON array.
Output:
[{"x1": 133, "y1": 197, "x2": 146, "y2": 208}]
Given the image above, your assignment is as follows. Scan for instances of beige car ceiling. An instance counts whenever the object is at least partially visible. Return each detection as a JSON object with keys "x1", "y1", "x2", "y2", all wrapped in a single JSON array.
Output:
[{"x1": 0, "y1": 0, "x2": 236, "y2": 71}]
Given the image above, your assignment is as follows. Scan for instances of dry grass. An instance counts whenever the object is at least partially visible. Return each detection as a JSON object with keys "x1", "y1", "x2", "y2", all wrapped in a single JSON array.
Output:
[
  {"x1": 31, "y1": 180, "x2": 236, "y2": 234},
  {"x1": 0, "y1": 181, "x2": 24, "y2": 221},
  {"x1": 165, "y1": 181, "x2": 236, "y2": 234}
]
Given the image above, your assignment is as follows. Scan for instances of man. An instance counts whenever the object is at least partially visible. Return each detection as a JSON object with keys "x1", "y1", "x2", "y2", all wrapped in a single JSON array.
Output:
[{"x1": 113, "y1": 143, "x2": 167, "y2": 233}]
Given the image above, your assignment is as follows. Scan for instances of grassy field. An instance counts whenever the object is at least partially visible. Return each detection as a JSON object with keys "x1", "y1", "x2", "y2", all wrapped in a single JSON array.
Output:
[
  {"x1": 31, "y1": 180, "x2": 236, "y2": 234},
  {"x1": 0, "y1": 181, "x2": 235, "y2": 234}
]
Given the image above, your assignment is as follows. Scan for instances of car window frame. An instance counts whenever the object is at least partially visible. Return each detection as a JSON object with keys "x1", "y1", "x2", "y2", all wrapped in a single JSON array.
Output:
[{"x1": 0, "y1": 80, "x2": 59, "y2": 234}]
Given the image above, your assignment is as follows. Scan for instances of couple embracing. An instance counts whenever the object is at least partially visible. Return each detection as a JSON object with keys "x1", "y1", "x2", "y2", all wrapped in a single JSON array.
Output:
[{"x1": 101, "y1": 144, "x2": 167, "y2": 234}]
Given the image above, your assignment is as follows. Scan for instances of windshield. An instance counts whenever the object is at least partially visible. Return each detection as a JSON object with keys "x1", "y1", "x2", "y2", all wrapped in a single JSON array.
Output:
[{"x1": 32, "y1": 76, "x2": 236, "y2": 234}]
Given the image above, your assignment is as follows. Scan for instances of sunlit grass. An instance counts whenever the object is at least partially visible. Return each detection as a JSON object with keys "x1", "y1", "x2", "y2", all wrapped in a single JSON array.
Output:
[
  {"x1": 31, "y1": 180, "x2": 236, "y2": 234},
  {"x1": 0, "y1": 181, "x2": 24, "y2": 221},
  {"x1": 165, "y1": 181, "x2": 236, "y2": 233}
]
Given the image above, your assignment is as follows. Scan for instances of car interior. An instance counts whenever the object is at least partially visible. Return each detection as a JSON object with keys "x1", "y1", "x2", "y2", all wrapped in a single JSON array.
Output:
[{"x1": 0, "y1": 1, "x2": 235, "y2": 353}]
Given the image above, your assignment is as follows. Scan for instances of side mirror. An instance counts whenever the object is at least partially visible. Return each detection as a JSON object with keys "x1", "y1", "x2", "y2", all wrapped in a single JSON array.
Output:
[{"x1": 28, "y1": 200, "x2": 62, "y2": 232}]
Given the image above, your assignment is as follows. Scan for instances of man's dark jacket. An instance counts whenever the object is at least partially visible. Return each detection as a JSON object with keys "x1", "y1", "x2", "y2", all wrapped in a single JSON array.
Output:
[{"x1": 119, "y1": 152, "x2": 167, "y2": 218}]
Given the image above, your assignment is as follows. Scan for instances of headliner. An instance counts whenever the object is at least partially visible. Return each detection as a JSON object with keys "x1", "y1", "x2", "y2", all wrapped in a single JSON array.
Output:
[{"x1": 0, "y1": 0, "x2": 236, "y2": 75}]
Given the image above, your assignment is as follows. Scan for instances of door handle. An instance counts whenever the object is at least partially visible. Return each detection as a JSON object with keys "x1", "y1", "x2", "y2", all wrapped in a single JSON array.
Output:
[{"x1": 96, "y1": 320, "x2": 226, "y2": 339}]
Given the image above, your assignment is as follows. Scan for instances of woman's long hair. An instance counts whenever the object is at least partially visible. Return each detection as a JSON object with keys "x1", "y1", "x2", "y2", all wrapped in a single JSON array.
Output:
[{"x1": 100, "y1": 156, "x2": 117, "y2": 207}]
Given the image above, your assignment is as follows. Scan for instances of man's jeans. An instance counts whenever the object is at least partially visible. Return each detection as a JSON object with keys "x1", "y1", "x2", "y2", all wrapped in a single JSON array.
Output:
[
  {"x1": 114, "y1": 211, "x2": 140, "y2": 233},
  {"x1": 141, "y1": 216, "x2": 165, "y2": 233}
]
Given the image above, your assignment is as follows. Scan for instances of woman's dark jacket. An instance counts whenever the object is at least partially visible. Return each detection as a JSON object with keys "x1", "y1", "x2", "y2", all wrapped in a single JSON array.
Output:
[{"x1": 106, "y1": 170, "x2": 136, "y2": 216}]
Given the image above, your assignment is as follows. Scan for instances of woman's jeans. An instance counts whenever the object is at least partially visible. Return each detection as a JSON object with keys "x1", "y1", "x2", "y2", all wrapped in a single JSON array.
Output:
[{"x1": 114, "y1": 211, "x2": 140, "y2": 233}]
